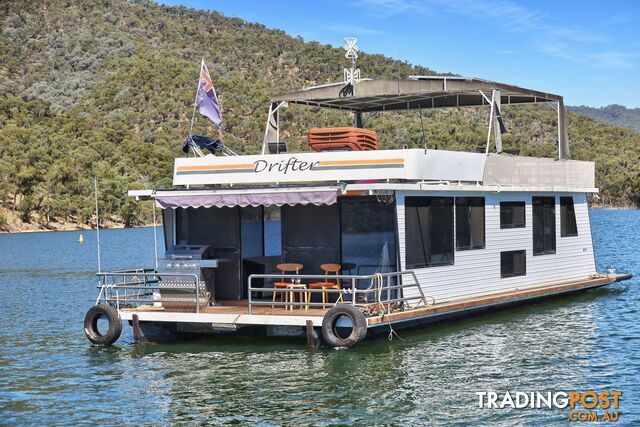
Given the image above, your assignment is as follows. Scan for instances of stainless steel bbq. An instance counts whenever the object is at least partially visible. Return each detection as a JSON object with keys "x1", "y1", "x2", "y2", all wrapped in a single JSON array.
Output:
[{"x1": 157, "y1": 245, "x2": 219, "y2": 307}]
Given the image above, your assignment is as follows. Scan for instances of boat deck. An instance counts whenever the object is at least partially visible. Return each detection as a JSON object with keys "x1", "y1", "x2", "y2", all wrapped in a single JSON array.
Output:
[
  {"x1": 119, "y1": 302, "x2": 329, "y2": 327},
  {"x1": 129, "y1": 303, "x2": 328, "y2": 317},
  {"x1": 117, "y1": 274, "x2": 628, "y2": 328},
  {"x1": 367, "y1": 273, "x2": 624, "y2": 326}
]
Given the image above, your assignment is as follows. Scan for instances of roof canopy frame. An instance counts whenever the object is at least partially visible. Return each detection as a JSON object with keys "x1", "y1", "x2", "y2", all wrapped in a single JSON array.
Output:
[{"x1": 265, "y1": 77, "x2": 570, "y2": 160}]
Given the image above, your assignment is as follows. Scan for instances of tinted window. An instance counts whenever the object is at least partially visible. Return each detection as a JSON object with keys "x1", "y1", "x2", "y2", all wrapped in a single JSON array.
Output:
[
  {"x1": 341, "y1": 198, "x2": 397, "y2": 277},
  {"x1": 241, "y1": 206, "x2": 263, "y2": 257},
  {"x1": 282, "y1": 204, "x2": 340, "y2": 275},
  {"x1": 500, "y1": 202, "x2": 525, "y2": 228},
  {"x1": 456, "y1": 197, "x2": 485, "y2": 250},
  {"x1": 533, "y1": 197, "x2": 556, "y2": 255},
  {"x1": 263, "y1": 206, "x2": 282, "y2": 256},
  {"x1": 405, "y1": 197, "x2": 454, "y2": 268},
  {"x1": 174, "y1": 207, "x2": 242, "y2": 299},
  {"x1": 175, "y1": 207, "x2": 239, "y2": 248},
  {"x1": 175, "y1": 208, "x2": 188, "y2": 245},
  {"x1": 162, "y1": 209, "x2": 174, "y2": 249},
  {"x1": 560, "y1": 197, "x2": 578, "y2": 237},
  {"x1": 501, "y1": 250, "x2": 526, "y2": 278}
]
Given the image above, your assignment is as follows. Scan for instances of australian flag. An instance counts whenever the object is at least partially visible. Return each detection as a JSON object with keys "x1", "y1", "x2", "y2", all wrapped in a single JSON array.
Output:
[{"x1": 196, "y1": 60, "x2": 222, "y2": 129}]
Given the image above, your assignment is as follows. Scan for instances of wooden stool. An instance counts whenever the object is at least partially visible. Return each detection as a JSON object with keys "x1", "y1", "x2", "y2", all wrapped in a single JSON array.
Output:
[
  {"x1": 308, "y1": 263, "x2": 343, "y2": 308},
  {"x1": 272, "y1": 263, "x2": 303, "y2": 309},
  {"x1": 285, "y1": 283, "x2": 308, "y2": 311}
]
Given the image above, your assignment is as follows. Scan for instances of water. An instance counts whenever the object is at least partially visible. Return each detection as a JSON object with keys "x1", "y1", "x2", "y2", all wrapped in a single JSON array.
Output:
[{"x1": 0, "y1": 210, "x2": 638, "y2": 425}]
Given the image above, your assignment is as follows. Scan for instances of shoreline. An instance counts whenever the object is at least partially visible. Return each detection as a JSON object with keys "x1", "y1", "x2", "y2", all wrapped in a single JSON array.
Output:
[
  {"x1": 0, "y1": 222, "x2": 155, "y2": 234},
  {"x1": 0, "y1": 205, "x2": 637, "y2": 235}
]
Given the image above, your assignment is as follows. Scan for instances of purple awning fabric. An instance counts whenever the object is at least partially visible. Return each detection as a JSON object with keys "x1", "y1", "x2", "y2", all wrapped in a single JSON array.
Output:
[{"x1": 155, "y1": 190, "x2": 337, "y2": 209}]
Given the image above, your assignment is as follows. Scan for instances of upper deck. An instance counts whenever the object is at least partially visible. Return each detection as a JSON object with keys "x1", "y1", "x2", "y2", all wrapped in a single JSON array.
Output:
[
  {"x1": 172, "y1": 149, "x2": 595, "y2": 193},
  {"x1": 167, "y1": 74, "x2": 594, "y2": 193}
]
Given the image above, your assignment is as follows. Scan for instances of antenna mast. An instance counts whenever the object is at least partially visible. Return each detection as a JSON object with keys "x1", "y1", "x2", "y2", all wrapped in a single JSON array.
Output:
[
  {"x1": 343, "y1": 37, "x2": 363, "y2": 127},
  {"x1": 343, "y1": 37, "x2": 361, "y2": 89}
]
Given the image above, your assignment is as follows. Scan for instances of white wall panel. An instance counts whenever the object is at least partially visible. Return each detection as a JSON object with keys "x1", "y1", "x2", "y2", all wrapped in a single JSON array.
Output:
[{"x1": 397, "y1": 191, "x2": 596, "y2": 303}]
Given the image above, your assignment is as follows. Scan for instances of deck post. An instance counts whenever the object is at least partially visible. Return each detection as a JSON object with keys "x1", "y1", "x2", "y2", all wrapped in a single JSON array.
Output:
[
  {"x1": 492, "y1": 90, "x2": 502, "y2": 153},
  {"x1": 557, "y1": 100, "x2": 570, "y2": 160},
  {"x1": 351, "y1": 278, "x2": 356, "y2": 305},
  {"x1": 306, "y1": 320, "x2": 320, "y2": 348},
  {"x1": 248, "y1": 276, "x2": 253, "y2": 314},
  {"x1": 354, "y1": 111, "x2": 363, "y2": 128},
  {"x1": 485, "y1": 91, "x2": 495, "y2": 154},
  {"x1": 132, "y1": 314, "x2": 146, "y2": 344}
]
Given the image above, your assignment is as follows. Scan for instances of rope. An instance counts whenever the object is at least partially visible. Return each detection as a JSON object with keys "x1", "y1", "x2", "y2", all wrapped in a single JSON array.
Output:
[
  {"x1": 387, "y1": 324, "x2": 405, "y2": 342},
  {"x1": 231, "y1": 314, "x2": 241, "y2": 328},
  {"x1": 372, "y1": 273, "x2": 405, "y2": 342},
  {"x1": 374, "y1": 273, "x2": 384, "y2": 315}
]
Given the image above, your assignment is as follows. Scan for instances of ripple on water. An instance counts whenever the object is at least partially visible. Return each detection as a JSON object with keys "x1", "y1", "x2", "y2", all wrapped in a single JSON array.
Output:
[{"x1": 0, "y1": 212, "x2": 639, "y2": 424}]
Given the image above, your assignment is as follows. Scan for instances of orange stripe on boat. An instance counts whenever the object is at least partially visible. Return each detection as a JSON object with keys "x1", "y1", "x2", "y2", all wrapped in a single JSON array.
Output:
[
  {"x1": 317, "y1": 158, "x2": 404, "y2": 166},
  {"x1": 177, "y1": 164, "x2": 254, "y2": 171}
]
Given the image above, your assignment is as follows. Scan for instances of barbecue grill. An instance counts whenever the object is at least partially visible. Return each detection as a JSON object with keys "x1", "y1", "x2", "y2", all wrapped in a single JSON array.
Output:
[{"x1": 157, "y1": 245, "x2": 219, "y2": 307}]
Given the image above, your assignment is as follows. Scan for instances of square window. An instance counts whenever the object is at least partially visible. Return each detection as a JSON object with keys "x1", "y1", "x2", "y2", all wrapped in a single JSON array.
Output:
[
  {"x1": 456, "y1": 197, "x2": 485, "y2": 250},
  {"x1": 533, "y1": 197, "x2": 556, "y2": 255},
  {"x1": 405, "y1": 197, "x2": 454, "y2": 268},
  {"x1": 560, "y1": 196, "x2": 578, "y2": 237},
  {"x1": 501, "y1": 250, "x2": 526, "y2": 278},
  {"x1": 500, "y1": 202, "x2": 525, "y2": 228}
]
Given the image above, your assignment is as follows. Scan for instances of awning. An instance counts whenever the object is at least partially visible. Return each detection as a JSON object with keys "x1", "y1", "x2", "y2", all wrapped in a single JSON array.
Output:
[{"x1": 155, "y1": 190, "x2": 337, "y2": 209}]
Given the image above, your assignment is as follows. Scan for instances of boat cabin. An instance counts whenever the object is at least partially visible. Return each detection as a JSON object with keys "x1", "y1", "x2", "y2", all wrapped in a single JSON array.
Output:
[{"x1": 139, "y1": 76, "x2": 595, "y2": 305}]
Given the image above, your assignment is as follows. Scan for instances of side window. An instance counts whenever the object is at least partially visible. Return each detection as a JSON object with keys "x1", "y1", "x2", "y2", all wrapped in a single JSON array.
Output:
[
  {"x1": 533, "y1": 197, "x2": 556, "y2": 255},
  {"x1": 263, "y1": 206, "x2": 282, "y2": 256},
  {"x1": 175, "y1": 208, "x2": 189, "y2": 245},
  {"x1": 456, "y1": 197, "x2": 485, "y2": 250},
  {"x1": 162, "y1": 208, "x2": 175, "y2": 249},
  {"x1": 501, "y1": 250, "x2": 526, "y2": 278},
  {"x1": 500, "y1": 202, "x2": 525, "y2": 228},
  {"x1": 560, "y1": 196, "x2": 578, "y2": 237},
  {"x1": 341, "y1": 198, "x2": 398, "y2": 277},
  {"x1": 405, "y1": 197, "x2": 454, "y2": 268}
]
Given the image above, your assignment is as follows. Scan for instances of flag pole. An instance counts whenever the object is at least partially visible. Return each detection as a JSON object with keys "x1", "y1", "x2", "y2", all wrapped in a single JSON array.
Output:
[
  {"x1": 207, "y1": 72, "x2": 223, "y2": 140},
  {"x1": 188, "y1": 57, "x2": 204, "y2": 137}
]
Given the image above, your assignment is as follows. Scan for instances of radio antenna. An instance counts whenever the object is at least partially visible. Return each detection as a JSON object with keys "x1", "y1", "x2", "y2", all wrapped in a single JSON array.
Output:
[{"x1": 94, "y1": 178, "x2": 102, "y2": 273}]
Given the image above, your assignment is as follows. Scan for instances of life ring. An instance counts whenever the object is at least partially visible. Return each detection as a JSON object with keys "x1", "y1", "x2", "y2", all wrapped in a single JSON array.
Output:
[
  {"x1": 84, "y1": 304, "x2": 122, "y2": 345},
  {"x1": 321, "y1": 304, "x2": 367, "y2": 348}
]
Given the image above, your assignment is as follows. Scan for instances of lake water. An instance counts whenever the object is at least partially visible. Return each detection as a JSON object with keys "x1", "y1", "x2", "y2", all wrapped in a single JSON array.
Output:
[{"x1": 0, "y1": 209, "x2": 638, "y2": 425}]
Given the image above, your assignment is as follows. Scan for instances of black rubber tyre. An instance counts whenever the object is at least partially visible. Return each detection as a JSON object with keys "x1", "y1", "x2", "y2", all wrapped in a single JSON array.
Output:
[
  {"x1": 321, "y1": 304, "x2": 367, "y2": 348},
  {"x1": 84, "y1": 304, "x2": 122, "y2": 345}
]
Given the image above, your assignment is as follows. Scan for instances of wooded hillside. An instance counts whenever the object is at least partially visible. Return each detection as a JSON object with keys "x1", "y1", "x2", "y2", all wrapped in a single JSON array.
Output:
[
  {"x1": 570, "y1": 104, "x2": 640, "y2": 133},
  {"x1": 1, "y1": 0, "x2": 639, "y2": 231}
]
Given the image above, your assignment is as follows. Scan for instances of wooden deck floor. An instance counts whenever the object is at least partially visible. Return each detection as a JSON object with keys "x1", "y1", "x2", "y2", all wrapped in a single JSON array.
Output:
[
  {"x1": 128, "y1": 302, "x2": 328, "y2": 317},
  {"x1": 120, "y1": 274, "x2": 625, "y2": 327},
  {"x1": 366, "y1": 274, "x2": 619, "y2": 325}
]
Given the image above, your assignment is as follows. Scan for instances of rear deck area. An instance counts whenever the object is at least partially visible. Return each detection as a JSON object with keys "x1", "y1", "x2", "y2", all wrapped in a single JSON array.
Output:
[{"x1": 117, "y1": 273, "x2": 628, "y2": 330}]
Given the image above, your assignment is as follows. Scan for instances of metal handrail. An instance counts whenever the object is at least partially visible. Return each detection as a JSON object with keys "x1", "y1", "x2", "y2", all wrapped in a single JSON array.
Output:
[
  {"x1": 247, "y1": 270, "x2": 428, "y2": 315},
  {"x1": 94, "y1": 269, "x2": 430, "y2": 317},
  {"x1": 96, "y1": 270, "x2": 203, "y2": 313}
]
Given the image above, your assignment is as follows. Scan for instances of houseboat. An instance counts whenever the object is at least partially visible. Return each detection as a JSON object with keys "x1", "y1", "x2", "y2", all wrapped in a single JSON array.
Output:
[{"x1": 84, "y1": 75, "x2": 632, "y2": 348}]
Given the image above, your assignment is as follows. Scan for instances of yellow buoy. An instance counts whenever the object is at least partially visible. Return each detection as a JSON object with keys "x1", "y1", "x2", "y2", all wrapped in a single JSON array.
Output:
[{"x1": 78, "y1": 233, "x2": 84, "y2": 243}]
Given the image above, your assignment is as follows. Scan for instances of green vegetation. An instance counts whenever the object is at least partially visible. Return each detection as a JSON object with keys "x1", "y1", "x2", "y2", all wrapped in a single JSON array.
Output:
[
  {"x1": 1, "y1": 0, "x2": 639, "y2": 230},
  {"x1": 570, "y1": 104, "x2": 640, "y2": 134}
]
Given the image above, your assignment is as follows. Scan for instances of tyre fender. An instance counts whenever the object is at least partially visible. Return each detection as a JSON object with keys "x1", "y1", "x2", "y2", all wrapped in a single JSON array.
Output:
[
  {"x1": 84, "y1": 304, "x2": 122, "y2": 345},
  {"x1": 321, "y1": 304, "x2": 367, "y2": 348}
]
